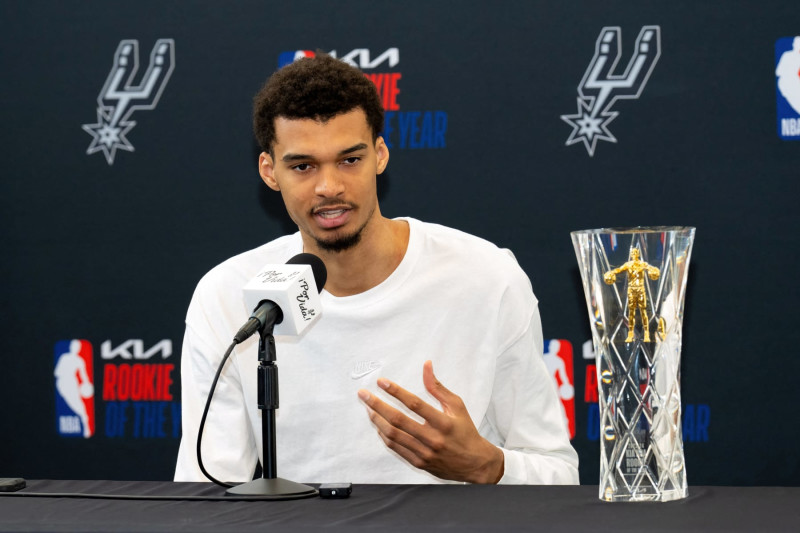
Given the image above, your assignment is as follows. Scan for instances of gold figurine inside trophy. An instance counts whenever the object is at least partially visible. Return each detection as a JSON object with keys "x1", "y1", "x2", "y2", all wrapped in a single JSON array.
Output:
[{"x1": 603, "y1": 248, "x2": 660, "y2": 342}]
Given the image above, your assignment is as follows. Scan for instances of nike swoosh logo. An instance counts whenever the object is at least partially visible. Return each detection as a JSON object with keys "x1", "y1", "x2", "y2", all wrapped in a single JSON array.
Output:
[{"x1": 350, "y1": 361, "x2": 382, "y2": 380}]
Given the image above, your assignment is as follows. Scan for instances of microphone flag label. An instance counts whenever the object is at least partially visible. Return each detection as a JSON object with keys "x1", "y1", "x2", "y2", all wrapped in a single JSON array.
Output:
[
  {"x1": 243, "y1": 264, "x2": 323, "y2": 336},
  {"x1": 54, "y1": 339, "x2": 96, "y2": 438}
]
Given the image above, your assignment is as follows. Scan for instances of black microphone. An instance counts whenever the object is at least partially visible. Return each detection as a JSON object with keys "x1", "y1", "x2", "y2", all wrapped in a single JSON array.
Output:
[{"x1": 233, "y1": 253, "x2": 327, "y2": 343}]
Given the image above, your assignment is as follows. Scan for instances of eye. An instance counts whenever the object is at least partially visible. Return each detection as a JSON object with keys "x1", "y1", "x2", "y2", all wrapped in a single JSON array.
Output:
[
  {"x1": 341, "y1": 156, "x2": 361, "y2": 165},
  {"x1": 291, "y1": 163, "x2": 312, "y2": 172}
]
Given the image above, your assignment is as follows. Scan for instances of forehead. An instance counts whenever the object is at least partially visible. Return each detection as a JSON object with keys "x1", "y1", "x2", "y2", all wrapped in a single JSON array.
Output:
[{"x1": 272, "y1": 109, "x2": 372, "y2": 156}]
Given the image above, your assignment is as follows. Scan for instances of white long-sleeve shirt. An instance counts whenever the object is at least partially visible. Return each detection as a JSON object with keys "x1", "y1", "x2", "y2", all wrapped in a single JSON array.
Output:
[{"x1": 175, "y1": 218, "x2": 579, "y2": 484}]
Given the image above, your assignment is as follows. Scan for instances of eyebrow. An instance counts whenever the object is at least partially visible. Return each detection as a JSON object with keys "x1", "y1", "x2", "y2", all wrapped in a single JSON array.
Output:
[{"x1": 281, "y1": 143, "x2": 368, "y2": 163}]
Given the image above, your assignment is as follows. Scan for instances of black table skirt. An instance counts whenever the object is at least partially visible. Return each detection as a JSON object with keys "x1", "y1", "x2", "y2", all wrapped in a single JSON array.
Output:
[{"x1": 1, "y1": 480, "x2": 798, "y2": 532}]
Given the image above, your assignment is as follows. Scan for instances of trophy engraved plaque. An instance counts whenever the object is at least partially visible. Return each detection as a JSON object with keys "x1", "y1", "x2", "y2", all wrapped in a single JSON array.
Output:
[{"x1": 571, "y1": 227, "x2": 694, "y2": 502}]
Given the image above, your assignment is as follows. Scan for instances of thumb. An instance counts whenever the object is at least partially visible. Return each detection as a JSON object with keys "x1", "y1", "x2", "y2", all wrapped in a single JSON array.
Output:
[{"x1": 422, "y1": 360, "x2": 460, "y2": 414}]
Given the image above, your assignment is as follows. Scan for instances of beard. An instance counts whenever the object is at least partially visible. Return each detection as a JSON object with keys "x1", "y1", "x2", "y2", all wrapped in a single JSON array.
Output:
[{"x1": 314, "y1": 228, "x2": 363, "y2": 252}]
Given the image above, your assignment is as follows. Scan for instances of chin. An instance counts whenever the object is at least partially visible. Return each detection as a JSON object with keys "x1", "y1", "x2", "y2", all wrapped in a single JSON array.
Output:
[{"x1": 314, "y1": 229, "x2": 362, "y2": 253}]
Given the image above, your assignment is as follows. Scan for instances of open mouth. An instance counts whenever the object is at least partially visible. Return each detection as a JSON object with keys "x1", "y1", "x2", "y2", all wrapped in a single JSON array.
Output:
[
  {"x1": 316, "y1": 209, "x2": 347, "y2": 219},
  {"x1": 312, "y1": 205, "x2": 353, "y2": 229}
]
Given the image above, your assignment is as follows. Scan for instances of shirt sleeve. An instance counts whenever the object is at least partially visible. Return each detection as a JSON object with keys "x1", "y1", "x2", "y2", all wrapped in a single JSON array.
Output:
[
  {"x1": 174, "y1": 286, "x2": 258, "y2": 483},
  {"x1": 483, "y1": 303, "x2": 580, "y2": 485}
]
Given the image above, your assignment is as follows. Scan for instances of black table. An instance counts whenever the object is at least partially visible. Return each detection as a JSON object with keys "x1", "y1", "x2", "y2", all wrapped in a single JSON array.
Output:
[{"x1": 1, "y1": 480, "x2": 798, "y2": 532}]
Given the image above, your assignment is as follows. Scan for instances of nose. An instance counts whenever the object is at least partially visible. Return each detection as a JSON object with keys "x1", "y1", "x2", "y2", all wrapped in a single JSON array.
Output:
[{"x1": 314, "y1": 165, "x2": 345, "y2": 197}]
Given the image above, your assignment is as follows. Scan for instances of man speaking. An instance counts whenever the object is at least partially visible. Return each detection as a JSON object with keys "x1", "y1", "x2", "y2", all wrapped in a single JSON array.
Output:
[{"x1": 175, "y1": 54, "x2": 578, "y2": 485}]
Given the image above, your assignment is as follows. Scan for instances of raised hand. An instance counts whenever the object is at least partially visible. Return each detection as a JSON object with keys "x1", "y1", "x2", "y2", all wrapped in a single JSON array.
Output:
[{"x1": 358, "y1": 360, "x2": 504, "y2": 484}]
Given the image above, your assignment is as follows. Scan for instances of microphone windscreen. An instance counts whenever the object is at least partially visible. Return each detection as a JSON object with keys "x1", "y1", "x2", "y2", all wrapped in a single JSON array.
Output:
[{"x1": 286, "y1": 253, "x2": 327, "y2": 293}]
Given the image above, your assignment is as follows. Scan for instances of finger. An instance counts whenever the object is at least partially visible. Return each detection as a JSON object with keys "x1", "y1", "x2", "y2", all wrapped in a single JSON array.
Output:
[
  {"x1": 358, "y1": 392, "x2": 429, "y2": 455},
  {"x1": 375, "y1": 376, "x2": 444, "y2": 424},
  {"x1": 359, "y1": 388, "x2": 447, "y2": 453},
  {"x1": 358, "y1": 388, "x2": 426, "y2": 436},
  {"x1": 368, "y1": 406, "x2": 427, "y2": 457},
  {"x1": 371, "y1": 420, "x2": 428, "y2": 470},
  {"x1": 421, "y1": 361, "x2": 461, "y2": 414},
  {"x1": 367, "y1": 406, "x2": 442, "y2": 472}
]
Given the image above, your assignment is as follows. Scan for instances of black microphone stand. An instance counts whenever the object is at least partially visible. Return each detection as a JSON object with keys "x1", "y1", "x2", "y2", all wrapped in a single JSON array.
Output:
[{"x1": 226, "y1": 308, "x2": 317, "y2": 499}]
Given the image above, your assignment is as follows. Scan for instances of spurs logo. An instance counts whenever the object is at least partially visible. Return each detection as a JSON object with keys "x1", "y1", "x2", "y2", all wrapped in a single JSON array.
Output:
[
  {"x1": 561, "y1": 26, "x2": 660, "y2": 156},
  {"x1": 82, "y1": 39, "x2": 175, "y2": 165}
]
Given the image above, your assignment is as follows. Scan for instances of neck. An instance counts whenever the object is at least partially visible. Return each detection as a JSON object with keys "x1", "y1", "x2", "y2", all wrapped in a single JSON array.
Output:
[{"x1": 303, "y1": 215, "x2": 409, "y2": 297}]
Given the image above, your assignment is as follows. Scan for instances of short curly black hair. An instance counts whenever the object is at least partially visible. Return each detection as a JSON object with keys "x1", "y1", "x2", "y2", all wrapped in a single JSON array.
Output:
[{"x1": 253, "y1": 54, "x2": 385, "y2": 155}]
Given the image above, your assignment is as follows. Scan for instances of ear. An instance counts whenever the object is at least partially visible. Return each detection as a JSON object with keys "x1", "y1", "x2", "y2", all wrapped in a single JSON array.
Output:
[
  {"x1": 375, "y1": 137, "x2": 390, "y2": 175},
  {"x1": 259, "y1": 152, "x2": 280, "y2": 191}
]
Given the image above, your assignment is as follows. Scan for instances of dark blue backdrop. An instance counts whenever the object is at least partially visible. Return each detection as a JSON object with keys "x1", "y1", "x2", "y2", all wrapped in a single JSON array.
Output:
[{"x1": 1, "y1": 0, "x2": 798, "y2": 486}]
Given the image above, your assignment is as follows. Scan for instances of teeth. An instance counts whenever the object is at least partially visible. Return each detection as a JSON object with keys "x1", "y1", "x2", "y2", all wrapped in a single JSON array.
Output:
[{"x1": 318, "y1": 210, "x2": 344, "y2": 218}]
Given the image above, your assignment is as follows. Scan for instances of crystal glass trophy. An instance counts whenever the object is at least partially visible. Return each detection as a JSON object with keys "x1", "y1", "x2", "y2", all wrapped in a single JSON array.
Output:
[{"x1": 571, "y1": 227, "x2": 694, "y2": 502}]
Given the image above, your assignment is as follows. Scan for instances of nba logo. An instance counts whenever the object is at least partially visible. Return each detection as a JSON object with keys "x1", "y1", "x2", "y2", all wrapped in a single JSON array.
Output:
[
  {"x1": 776, "y1": 36, "x2": 800, "y2": 140},
  {"x1": 54, "y1": 340, "x2": 95, "y2": 438},
  {"x1": 278, "y1": 50, "x2": 315, "y2": 69},
  {"x1": 543, "y1": 339, "x2": 576, "y2": 439}
]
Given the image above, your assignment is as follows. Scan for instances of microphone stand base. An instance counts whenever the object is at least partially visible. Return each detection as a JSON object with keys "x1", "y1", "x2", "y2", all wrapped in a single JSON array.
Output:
[{"x1": 225, "y1": 477, "x2": 318, "y2": 500}]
